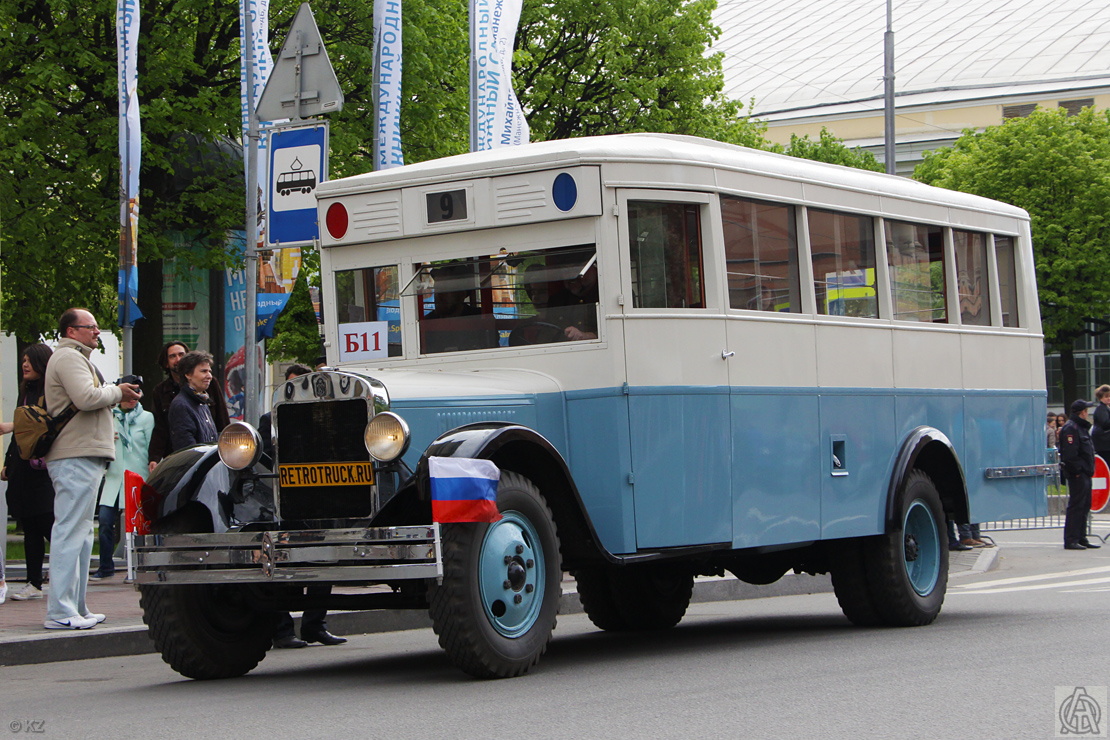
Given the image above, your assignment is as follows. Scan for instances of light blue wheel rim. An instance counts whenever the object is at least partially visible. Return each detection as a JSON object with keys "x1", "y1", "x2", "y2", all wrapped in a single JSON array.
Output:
[
  {"x1": 903, "y1": 499, "x2": 941, "y2": 596},
  {"x1": 477, "y1": 510, "x2": 546, "y2": 638}
]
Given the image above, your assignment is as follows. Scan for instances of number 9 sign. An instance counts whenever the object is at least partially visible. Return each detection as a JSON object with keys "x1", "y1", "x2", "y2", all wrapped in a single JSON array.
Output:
[{"x1": 338, "y1": 321, "x2": 390, "y2": 362}]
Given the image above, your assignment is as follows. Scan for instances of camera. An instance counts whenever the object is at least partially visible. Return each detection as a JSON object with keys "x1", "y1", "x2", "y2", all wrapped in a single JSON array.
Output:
[{"x1": 115, "y1": 374, "x2": 143, "y2": 387}]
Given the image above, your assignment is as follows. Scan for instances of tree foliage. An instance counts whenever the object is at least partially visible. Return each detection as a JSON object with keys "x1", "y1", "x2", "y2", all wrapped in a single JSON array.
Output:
[
  {"x1": 780, "y1": 128, "x2": 884, "y2": 172},
  {"x1": 2, "y1": 0, "x2": 869, "y2": 347}
]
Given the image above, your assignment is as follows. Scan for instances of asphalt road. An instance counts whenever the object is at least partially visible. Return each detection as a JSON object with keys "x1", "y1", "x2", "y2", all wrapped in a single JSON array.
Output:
[{"x1": 2, "y1": 526, "x2": 1106, "y2": 740}]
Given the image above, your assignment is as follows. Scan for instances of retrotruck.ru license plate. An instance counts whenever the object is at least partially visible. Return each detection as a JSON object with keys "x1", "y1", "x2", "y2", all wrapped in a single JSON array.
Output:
[{"x1": 279, "y1": 462, "x2": 376, "y2": 488}]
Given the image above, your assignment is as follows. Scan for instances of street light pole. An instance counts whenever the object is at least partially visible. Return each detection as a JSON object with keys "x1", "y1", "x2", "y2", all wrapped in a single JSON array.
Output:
[{"x1": 884, "y1": 0, "x2": 896, "y2": 175}]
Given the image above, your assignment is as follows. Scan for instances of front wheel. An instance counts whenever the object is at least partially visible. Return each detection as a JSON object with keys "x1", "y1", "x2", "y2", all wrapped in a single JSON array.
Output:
[
  {"x1": 140, "y1": 584, "x2": 277, "y2": 680},
  {"x1": 429, "y1": 471, "x2": 562, "y2": 678}
]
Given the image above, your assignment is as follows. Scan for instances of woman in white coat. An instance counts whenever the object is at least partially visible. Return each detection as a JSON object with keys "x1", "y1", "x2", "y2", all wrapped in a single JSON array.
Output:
[{"x1": 93, "y1": 398, "x2": 153, "y2": 579}]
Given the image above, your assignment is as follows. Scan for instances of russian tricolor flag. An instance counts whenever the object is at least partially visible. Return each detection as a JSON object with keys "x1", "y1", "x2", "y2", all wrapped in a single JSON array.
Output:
[{"x1": 429, "y1": 457, "x2": 503, "y2": 523}]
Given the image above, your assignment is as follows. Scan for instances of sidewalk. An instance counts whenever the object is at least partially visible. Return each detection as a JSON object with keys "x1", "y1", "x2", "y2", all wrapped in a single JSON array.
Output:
[{"x1": 0, "y1": 547, "x2": 994, "y2": 668}]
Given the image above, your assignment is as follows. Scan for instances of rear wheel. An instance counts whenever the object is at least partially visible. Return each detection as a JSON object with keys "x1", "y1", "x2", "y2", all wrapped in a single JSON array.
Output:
[
  {"x1": 867, "y1": 470, "x2": 948, "y2": 626},
  {"x1": 832, "y1": 470, "x2": 948, "y2": 627},
  {"x1": 429, "y1": 471, "x2": 562, "y2": 678}
]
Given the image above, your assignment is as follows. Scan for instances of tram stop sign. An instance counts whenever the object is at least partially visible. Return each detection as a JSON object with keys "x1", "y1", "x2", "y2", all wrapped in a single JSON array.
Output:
[{"x1": 1093, "y1": 455, "x2": 1109, "y2": 513}]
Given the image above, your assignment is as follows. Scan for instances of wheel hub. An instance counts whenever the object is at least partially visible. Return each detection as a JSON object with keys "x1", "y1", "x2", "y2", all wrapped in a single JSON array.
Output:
[
  {"x1": 506, "y1": 559, "x2": 527, "y2": 591},
  {"x1": 904, "y1": 533, "x2": 920, "y2": 562}
]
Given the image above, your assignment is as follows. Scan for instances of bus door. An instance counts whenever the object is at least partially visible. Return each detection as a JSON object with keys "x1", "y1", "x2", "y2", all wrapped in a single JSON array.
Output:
[
  {"x1": 720, "y1": 194, "x2": 822, "y2": 548},
  {"x1": 619, "y1": 191, "x2": 732, "y2": 549}
]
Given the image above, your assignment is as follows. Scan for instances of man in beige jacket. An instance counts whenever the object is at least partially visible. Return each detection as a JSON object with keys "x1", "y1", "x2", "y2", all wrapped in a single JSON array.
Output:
[{"x1": 43, "y1": 308, "x2": 141, "y2": 629}]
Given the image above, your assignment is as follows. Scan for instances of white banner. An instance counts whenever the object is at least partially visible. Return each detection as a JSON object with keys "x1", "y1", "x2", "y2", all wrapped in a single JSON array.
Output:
[
  {"x1": 373, "y1": 0, "x2": 404, "y2": 169},
  {"x1": 116, "y1": 0, "x2": 142, "y2": 325},
  {"x1": 239, "y1": 0, "x2": 275, "y2": 243},
  {"x1": 470, "y1": 0, "x2": 530, "y2": 151}
]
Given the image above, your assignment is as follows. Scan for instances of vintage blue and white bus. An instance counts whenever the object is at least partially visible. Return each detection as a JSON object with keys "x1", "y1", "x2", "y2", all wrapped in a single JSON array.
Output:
[{"x1": 133, "y1": 134, "x2": 1049, "y2": 680}]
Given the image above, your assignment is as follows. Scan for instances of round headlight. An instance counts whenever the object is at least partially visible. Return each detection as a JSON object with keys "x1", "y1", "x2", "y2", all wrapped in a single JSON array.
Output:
[
  {"x1": 364, "y1": 412, "x2": 410, "y2": 462},
  {"x1": 218, "y1": 421, "x2": 262, "y2": 470}
]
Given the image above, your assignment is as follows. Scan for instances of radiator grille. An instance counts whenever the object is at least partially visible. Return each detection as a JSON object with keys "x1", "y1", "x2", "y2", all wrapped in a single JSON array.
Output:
[{"x1": 275, "y1": 399, "x2": 375, "y2": 520}]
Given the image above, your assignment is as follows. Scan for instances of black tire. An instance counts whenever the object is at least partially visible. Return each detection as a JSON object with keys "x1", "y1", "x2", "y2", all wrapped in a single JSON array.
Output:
[
  {"x1": 865, "y1": 470, "x2": 949, "y2": 626},
  {"x1": 830, "y1": 537, "x2": 883, "y2": 627},
  {"x1": 428, "y1": 471, "x2": 562, "y2": 679},
  {"x1": 140, "y1": 583, "x2": 277, "y2": 680},
  {"x1": 575, "y1": 564, "x2": 693, "y2": 631},
  {"x1": 573, "y1": 567, "x2": 629, "y2": 631}
]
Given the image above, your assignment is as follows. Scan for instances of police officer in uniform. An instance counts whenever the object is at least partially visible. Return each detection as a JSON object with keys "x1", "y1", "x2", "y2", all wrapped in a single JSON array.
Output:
[{"x1": 1058, "y1": 399, "x2": 1103, "y2": 550}]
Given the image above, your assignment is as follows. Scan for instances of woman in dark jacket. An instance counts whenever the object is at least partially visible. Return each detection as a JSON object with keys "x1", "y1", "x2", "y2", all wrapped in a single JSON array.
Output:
[
  {"x1": 167, "y1": 351, "x2": 221, "y2": 453},
  {"x1": 1, "y1": 344, "x2": 55, "y2": 601}
]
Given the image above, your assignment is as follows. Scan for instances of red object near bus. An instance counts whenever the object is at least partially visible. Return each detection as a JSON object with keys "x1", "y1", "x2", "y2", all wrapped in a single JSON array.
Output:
[{"x1": 1093, "y1": 455, "x2": 1109, "y2": 513}]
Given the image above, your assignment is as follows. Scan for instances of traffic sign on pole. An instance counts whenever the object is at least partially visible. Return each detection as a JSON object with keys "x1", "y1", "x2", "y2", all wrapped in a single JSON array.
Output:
[
  {"x1": 267, "y1": 123, "x2": 326, "y2": 247},
  {"x1": 256, "y1": 3, "x2": 343, "y2": 122}
]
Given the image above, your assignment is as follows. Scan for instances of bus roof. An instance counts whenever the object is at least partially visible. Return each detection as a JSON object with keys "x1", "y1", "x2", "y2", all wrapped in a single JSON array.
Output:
[{"x1": 316, "y1": 133, "x2": 1028, "y2": 220}]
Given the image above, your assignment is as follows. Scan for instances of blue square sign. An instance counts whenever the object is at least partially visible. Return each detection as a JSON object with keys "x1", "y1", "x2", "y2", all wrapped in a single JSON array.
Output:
[{"x1": 268, "y1": 124, "x2": 327, "y2": 246}]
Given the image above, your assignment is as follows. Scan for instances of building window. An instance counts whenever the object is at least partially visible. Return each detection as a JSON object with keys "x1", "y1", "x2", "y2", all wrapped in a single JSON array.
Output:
[
  {"x1": 1059, "y1": 99, "x2": 1094, "y2": 116},
  {"x1": 1002, "y1": 103, "x2": 1036, "y2": 119},
  {"x1": 722, "y1": 195, "x2": 801, "y2": 313}
]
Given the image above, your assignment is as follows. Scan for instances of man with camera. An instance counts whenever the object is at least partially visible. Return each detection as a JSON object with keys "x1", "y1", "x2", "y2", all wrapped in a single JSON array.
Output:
[{"x1": 42, "y1": 308, "x2": 141, "y2": 630}]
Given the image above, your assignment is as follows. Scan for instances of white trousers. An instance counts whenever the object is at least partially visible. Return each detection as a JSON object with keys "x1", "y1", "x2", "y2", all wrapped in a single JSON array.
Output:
[{"x1": 46, "y1": 457, "x2": 106, "y2": 620}]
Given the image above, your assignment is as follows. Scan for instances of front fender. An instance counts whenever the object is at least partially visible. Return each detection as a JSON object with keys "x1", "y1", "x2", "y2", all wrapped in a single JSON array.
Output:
[
  {"x1": 144, "y1": 446, "x2": 273, "y2": 534},
  {"x1": 371, "y1": 422, "x2": 607, "y2": 567}
]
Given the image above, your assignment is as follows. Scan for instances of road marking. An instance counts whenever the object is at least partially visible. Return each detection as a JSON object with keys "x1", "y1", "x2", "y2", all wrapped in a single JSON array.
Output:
[
  {"x1": 951, "y1": 576, "x2": 1110, "y2": 594},
  {"x1": 954, "y1": 565, "x2": 1110, "y2": 590}
]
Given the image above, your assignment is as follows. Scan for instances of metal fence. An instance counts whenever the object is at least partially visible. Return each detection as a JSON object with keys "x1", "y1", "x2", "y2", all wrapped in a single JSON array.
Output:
[{"x1": 980, "y1": 448, "x2": 1066, "y2": 532}]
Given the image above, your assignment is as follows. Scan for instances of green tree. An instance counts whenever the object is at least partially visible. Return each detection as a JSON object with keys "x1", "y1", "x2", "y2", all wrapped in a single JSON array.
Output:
[
  {"x1": 267, "y1": 273, "x2": 321, "y2": 365},
  {"x1": 781, "y1": 128, "x2": 884, "y2": 172},
  {"x1": 516, "y1": 0, "x2": 766, "y2": 146},
  {"x1": 915, "y1": 107, "x2": 1110, "y2": 404}
]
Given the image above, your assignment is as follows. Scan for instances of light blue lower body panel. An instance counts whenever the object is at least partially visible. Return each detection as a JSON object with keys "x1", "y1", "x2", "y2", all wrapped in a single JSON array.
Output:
[
  {"x1": 389, "y1": 384, "x2": 1046, "y2": 557},
  {"x1": 627, "y1": 387, "x2": 732, "y2": 549}
]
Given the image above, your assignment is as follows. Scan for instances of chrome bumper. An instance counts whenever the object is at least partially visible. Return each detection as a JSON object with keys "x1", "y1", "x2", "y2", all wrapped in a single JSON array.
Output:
[{"x1": 130, "y1": 524, "x2": 441, "y2": 585}]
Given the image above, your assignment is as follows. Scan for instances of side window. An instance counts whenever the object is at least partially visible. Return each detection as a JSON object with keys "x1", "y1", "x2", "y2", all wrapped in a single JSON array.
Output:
[
  {"x1": 335, "y1": 265, "x2": 402, "y2": 357},
  {"x1": 722, "y1": 195, "x2": 800, "y2": 312},
  {"x1": 809, "y1": 209, "x2": 878, "y2": 318},
  {"x1": 953, "y1": 230, "x2": 991, "y2": 326},
  {"x1": 886, "y1": 220, "x2": 946, "y2": 322},
  {"x1": 627, "y1": 201, "x2": 705, "y2": 308},
  {"x1": 994, "y1": 235, "x2": 1020, "y2": 327}
]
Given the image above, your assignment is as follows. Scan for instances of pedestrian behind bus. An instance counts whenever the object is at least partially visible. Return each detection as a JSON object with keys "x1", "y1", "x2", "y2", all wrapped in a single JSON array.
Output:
[{"x1": 1058, "y1": 399, "x2": 1103, "y2": 551}]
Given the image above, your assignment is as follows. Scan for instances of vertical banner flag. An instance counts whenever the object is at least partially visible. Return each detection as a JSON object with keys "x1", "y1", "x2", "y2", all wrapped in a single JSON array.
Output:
[
  {"x1": 373, "y1": 0, "x2": 404, "y2": 169},
  {"x1": 239, "y1": 0, "x2": 275, "y2": 246},
  {"x1": 470, "y1": 0, "x2": 530, "y2": 151},
  {"x1": 116, "y1": 0, "x2": 142, "y2": 326},
  {"x1": 429, "y1": 457, "x2": 503, "y2": 523}
]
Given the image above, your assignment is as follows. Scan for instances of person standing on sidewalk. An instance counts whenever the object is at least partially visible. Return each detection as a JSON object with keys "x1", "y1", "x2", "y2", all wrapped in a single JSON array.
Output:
[
  {"x1": 1058, "y1": 399, "x2": 1103, "y2": 551},
  {"x1": 92, "y1": 397, "x2": 153, "y2": 580},
  {"x1": 148, "y1": 341, "x2": 230, "y2": 471},
  {"x1": 42, "y1": 309, "x2": 142, "y2": 629},
  {"x1": 2, "y1": 344, "x2": 56, "y2": 602}
]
